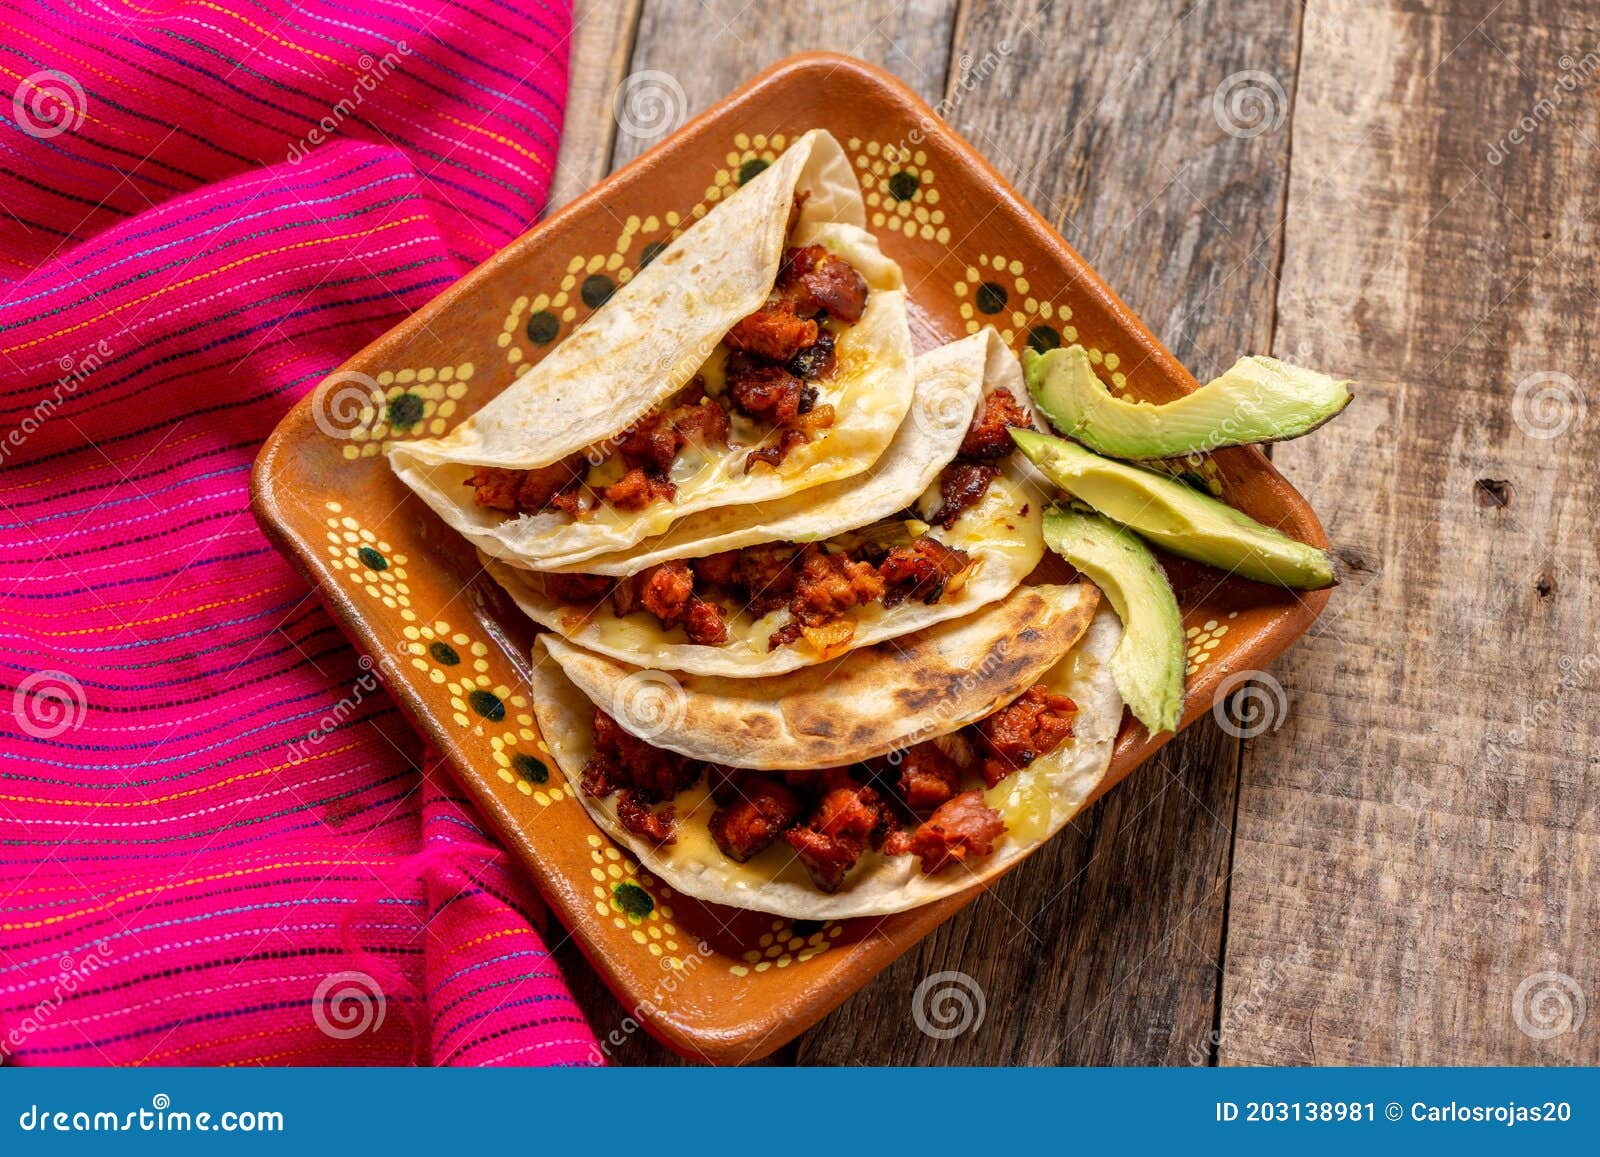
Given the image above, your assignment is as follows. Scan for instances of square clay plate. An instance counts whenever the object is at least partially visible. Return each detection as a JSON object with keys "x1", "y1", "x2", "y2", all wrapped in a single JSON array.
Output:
[{"x1": 252, "y1": 53, "x2": 1329, "y2": 1065}]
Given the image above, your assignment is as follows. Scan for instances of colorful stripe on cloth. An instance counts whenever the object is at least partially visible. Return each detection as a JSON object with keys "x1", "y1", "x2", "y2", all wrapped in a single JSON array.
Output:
[{"x1": 0, "y1": 0, "x2": 600, "y2": 1065}]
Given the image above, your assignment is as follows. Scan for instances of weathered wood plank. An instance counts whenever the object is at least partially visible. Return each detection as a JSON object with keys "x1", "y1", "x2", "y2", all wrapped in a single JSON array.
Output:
[
  {"x1": 797, "y1": 0, "x2": 1302, "y2": 1065},
  {"x1": 1223, "y1": 0, "x2": 1600, "y2": 1064},
  {"x1": 612, "y1": 0, "x2": 960, "y2": 166},
  {"x1": 547, "y1": 0, "x2": 644, "y2": 212}
]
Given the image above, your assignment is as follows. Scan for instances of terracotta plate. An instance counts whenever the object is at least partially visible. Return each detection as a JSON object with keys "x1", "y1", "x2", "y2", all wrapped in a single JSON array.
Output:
[{"x1": 251, "y1": 53, "x2": 1330, "y2": 1065}]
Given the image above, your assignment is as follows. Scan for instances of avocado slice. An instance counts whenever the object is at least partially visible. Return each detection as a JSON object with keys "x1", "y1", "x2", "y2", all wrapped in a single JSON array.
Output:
[
  {"x1": 1013, "y1": 428, "x2": 1336, "y2": 590},
  {"x1": 1044, "y1": 505, "x2": 1185, "y2": 734},
  {"x1": 1024, "y1": 345, "x2": 1352, "y2": 460}
]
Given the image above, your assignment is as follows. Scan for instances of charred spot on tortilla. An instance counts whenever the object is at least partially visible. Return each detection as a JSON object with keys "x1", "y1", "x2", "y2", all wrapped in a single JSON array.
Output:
[
  {"x1": 735, "y1": 714, "x2": 782, "y2": 742},
  {"x1": 792, "y1": 713, "x2": 836, "y2": 739},
  {"x1": 534, "y1": 583, "x2": 1101, "y2": 776},
  {"x1": 892, "y1": 684, "x2": 946, "y2": 713}
]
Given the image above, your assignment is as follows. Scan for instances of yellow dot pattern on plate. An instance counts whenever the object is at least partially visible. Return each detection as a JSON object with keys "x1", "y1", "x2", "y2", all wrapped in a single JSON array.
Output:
[
  {"x1": 728, "y1": 918, "x2": 844, "y2": 976},
  {"x1": 953, "y1": 254, "x2": 1095, "y2": 362},
  {"x1": 401, "y1": 621, "x2": 488, "y2": 684},
  {"x1": 393, "y1": 620, "x2": 567, "y2": 807},
  {"x1": 847, "y1": 139, "x2": 950, "y2": 244},
  {"x1": 487, "y1": 718, "x2": 566, "y2": 806},
  {"x1": 322, "y1": 503, "x2": 414, "y2": 622},
  {"x1": 703, "y1": 133, "x2": 789, "y2": 213},
  {"x1": 587, "y1": 836, "x2": 688, "y2": 970},
  {"x1": 338, "y1": 363, "x2": 473, "y2": 460},
  {"x1": 1185, "y1": 613, "x2": 1237, "y2": 675}
]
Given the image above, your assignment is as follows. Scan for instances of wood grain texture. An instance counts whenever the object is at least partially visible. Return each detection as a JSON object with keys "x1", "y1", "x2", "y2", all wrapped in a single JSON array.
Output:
[
  {"x1": 612, "y1": 0, "x2": 960, "y2": 166},
  {"x1": 1221, "y1": 0, "x2": 1600, "y2": 1064},
  {"x1": 541, "y1": 0, "x2": 1598, "y2": 1067},
  {"x1": 795, "y1": 0, "x2": 1301, "y2": 1066},
  {"x1": 547, "y1": 0, "x2": 644, "y2": 212}
]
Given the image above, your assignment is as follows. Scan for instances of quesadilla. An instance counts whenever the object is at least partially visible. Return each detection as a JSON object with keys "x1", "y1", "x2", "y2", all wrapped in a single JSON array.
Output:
[
  {"x1": 484, "y1": 329, "x2": 1046, "y2": 677},
  {"x1": 389, "y1": 130, "x2": 914, "y2": 568},
  {"x1": 544, "y1": 328, "x2": 1007, "y2": 576},
  {"x1": 527, "y1": 597, "x2": 1123, "y2": 919},
  {"x1": 540, "y1": 582, "x2": 1101, "y2": 769}
]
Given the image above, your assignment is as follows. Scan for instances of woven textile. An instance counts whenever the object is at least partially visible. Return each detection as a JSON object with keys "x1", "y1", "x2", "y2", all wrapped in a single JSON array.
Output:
[{"x1": 0, "y1": 0, "x2": 599, "y2": 1066}]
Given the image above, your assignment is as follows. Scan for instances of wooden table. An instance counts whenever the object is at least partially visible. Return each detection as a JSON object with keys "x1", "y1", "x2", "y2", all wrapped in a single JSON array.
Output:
[{"x1": 546, "y1": 0, "x2": 1600, "y2": 1065}]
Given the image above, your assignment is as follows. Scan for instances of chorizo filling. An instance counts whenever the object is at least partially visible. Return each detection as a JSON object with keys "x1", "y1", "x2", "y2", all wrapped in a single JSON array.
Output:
[
  {"x1": 578, "y1": 682, "x2": 1078, "y2": 890},
  {"x1": 465, "y1": 240, "x2": 869, "y2": 519},
  {"x1": 534, "y1": 384, "x2": 1033, "y2": 650},
  {"x1": 929, "y1": 388, "x2": 1034, "y2": 528},
  {"x1": 541, "y1": 525, "x2": 976, "y2": 653}
]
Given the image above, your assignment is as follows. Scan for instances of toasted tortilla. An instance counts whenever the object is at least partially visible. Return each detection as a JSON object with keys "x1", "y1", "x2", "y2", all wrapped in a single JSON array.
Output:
[
  {"x1": 484, "y1": 329, "x2": 1047, "y2": 677},
  {"x1": 388, "y1": 130, "x2": 914, "y2": 568},
  {"x1": 528, "y1": 606, "x2": 1124, "y2": 919},
  {"x1": 553, "y1": 328, "x2": 1004, "y2": 577},
  {"x1": 539, "y1": 582, "x2": 1100, "y2": 768},
  {"x1": 485, "y1": 456, "x2": 1042, "y2": 677}
]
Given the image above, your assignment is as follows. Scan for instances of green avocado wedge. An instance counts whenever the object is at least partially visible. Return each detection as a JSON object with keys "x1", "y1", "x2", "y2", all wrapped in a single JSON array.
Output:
[
  {"x1": 1024, "y1": 345, "x2": 1353, "y2": 460},
  {"x1": 1012, "y1": 428, "x2": 1336, "y2": 590},
  {"x1": 1044, "y1": 506, "x2": 1185, "y2": 735}
]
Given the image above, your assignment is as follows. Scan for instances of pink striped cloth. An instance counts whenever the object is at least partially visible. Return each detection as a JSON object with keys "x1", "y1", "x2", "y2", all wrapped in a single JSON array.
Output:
[{"x1": 0, "y1": 0, "x2": 600, "y2": 1065}]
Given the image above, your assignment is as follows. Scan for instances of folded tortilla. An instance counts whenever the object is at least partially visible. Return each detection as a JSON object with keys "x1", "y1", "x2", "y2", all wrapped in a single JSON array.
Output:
[
  {"x1": 539, "y1": 582, "x2": 1101, "y2": 768},
  {"x1": 551, "y1": 327, "x2": 1012, "y2": 577},
  {"x1": 528, "y1": 604, "x2": 1124, "y2": 919},
  {"x1": 388, "y1": 129, "x2": 914, "y2": 568},
  {"x1": 484, "y1": 329, "x2": 1047, "y2": 676}
]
